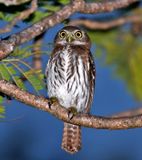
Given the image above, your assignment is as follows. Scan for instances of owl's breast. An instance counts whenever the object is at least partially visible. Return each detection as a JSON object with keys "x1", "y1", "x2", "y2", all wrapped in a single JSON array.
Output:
[{"x1": 47, "y1": 46, "x2": 90, "y2": 112}]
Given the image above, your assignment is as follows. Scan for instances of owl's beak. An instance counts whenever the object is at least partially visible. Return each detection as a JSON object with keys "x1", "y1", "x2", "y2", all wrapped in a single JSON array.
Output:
[{"x1": 66, "y1": 35, "x2": 74, "y2": 43}]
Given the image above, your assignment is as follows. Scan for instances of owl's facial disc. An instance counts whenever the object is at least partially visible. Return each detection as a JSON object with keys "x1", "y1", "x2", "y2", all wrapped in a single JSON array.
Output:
[
  {"x1": 58, "y1": 29, "x2": 85, "y2": 45},
  {"x1": 55, "y1": 27, "x2": 91, "y2": 48}
]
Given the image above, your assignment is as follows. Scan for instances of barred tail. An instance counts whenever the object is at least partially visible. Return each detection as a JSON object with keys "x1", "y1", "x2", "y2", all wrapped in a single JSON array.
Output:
[{"x1": 61, "y1": 122, "x2": 81, "y2": 154}]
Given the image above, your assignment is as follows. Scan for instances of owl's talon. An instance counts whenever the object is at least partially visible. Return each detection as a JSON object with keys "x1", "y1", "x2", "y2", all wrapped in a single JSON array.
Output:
[
  {"x1": 68, "y1": 107, "x2": 78, "y2": 120},
  {"x1": 48, "y1": 101, "x2": 52, "y2": 109},
  {"x1": 68, "y1": 112, "x2": 74, "y2": 120},
  {"x1": 48, "y1": 97, "x2": 59, "y2": 109}
]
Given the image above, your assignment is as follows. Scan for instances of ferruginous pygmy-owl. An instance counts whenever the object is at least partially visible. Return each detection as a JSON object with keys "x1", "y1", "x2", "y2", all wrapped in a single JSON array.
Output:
[{"x1": 46, "y1": 26, "x2": 95, "y2": 154}]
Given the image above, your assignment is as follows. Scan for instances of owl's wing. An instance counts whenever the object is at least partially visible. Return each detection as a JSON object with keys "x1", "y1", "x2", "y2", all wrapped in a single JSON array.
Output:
[
  {"x1": 45, "y1": 56, "x2": 52, "y2": 79},
  {"x1": 45, "y1": 62, "x2": 48, "y2": 78},
  {"x1": 89, "y1": 53, "x2": 96, "y2": 83},
  {"x1": 44, "y1": 60, "x2": 50, "y2": 89},
  {"x1": 85, "y1": 52, "x2": 96, "y2": 113}
]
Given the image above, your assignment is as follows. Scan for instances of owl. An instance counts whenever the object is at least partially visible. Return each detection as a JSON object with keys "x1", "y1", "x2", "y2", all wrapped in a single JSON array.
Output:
[{"x1": 46, "y1": 26, "x2": 95, "y2": 154}]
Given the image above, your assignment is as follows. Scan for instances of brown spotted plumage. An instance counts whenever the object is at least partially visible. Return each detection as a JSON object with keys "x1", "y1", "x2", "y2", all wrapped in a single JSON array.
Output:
[{"x1": 46, "y1": 26, "x2": 95, "y2": 154}]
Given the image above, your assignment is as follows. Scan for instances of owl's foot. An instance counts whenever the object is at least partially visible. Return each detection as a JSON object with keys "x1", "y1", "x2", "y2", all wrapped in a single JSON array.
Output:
[
  {"x1": 68, "y1": 107, "x2": 78, "y2": 120},
  {"x1": 48, "y1": 97, "x2": 59, "y2": 109}
]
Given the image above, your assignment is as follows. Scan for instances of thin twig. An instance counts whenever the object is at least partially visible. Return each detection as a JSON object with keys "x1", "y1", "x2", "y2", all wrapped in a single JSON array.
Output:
[
  {"x1": 0, "y1": 0, "x2": 38, "y2": 34},
  {"x1": 32, "y1": 33, "x2": 45, "y2": 70},
  {"x1": 69, "y1": 15, "x2": 142, "y2": 30},
  {"x1": 0, "y1": 0, "x2": 31, "y2": 6},
  {"x1": 112, "y1": 107, "x2": 142, "y2": 118}
]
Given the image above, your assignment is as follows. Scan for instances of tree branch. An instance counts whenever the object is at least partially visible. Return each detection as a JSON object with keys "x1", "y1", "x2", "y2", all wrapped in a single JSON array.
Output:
[
  {"x1": 32, "y1": 33, "x2": 45, "y2": 70},
  {"x1": 69, "y1": 15, "x2": 142, "y2": 30},
  {"x1": 0, "y1": 79, "x2": 142, "y2": 130},
  {"x1": 112, "y1": 107, "x2": 142, "y2": 118},
  {"x1": 0, "y1": 0, "x2": 38, "y2": 34},
  {"x1": 0, "y1": 0, "x2": 138, "y2": 60},
  {"x1": 79, "y1": 0, "x2": 138, "y2": 13},
  {"x1": 0, "y1": 0, "x2": 31, "y2": 6}
]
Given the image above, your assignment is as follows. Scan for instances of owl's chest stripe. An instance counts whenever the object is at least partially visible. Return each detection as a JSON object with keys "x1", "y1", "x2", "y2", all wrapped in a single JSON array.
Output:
[{"x1": 56, "y1": 49, "x2": 73, "y2": 83}]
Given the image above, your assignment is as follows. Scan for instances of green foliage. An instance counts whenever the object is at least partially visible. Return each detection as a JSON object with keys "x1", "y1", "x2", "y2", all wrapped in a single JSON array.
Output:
[
  {"x1": 0, "y1": 0, "x2": 64, "y2": 24},
  {"x1": 1, "y1": 46, "x2": 45, "y2": 93},
  {"x1": 89, "y1": 29, "x2": 142, "y2": 101},
  {"x1": 42, "y1": 5, "x2": 60, "y2": 12},
  {"x1": 0, "y1": 96, "x2": 5, "y2": 118},
  {"x1": 0, "y1": 45, "x2": 47, "y2": 117},
  {"x1": 29, "y1": 11, "x2": 51, "y2": 23},
  {"x1": 0, "y1": 12, "x2": 19, "y2": 22},
  {"x1": 57, "y1": 0, "x2": 70, "y2": 5},
  {"x1": 0, "y1": 106, "x2": 5, "y2": 118},
  {"x1": 30, "y1": 0, "x2": 70, "y2": 23}
]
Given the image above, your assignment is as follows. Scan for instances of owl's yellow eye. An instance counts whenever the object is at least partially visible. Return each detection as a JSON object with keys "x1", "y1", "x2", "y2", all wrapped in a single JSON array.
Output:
[
  {"x1": 59, "y1": 31, "x2": 66, "y2": 39},
  {"x1": 75, "y1": 31, "x2": 83, "y2": 38}
]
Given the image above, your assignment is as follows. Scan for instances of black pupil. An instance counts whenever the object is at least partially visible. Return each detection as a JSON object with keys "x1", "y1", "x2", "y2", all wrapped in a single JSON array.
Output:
[
  {"x1": 61, "y1": 32, "x2": 65, "y2": 37},
  {"x1": 77, "y1": 32, "x2": 81, "y2": 37}
]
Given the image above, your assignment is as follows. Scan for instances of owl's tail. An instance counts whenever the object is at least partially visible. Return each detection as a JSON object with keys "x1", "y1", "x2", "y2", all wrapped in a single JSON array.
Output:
[{"x1": 61, "y1": 122, "x2": 81, "y2": 154}]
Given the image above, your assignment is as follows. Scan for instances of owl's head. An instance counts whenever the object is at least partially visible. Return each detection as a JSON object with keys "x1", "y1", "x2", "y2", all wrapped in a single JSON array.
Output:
[{"x1": 54, "y1": 26, "x2": 91, "y2": 48}]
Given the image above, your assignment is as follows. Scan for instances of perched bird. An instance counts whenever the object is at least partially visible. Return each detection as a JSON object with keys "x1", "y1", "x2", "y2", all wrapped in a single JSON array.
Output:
[{"x1": 46, "y1": 26, "x2": 95, "y2": 154}]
